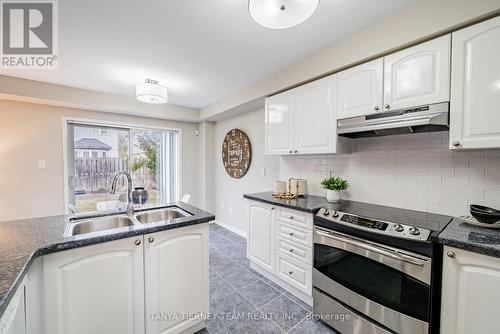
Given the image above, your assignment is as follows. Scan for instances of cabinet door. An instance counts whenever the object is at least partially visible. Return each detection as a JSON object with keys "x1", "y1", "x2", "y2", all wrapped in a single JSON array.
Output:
[
  {"x1": 383, "y1": 35, "x2": 450, "y2": 111},
  {"x1": 248, "y1": 203, "x2": 275, "y2": 272},
  {"x1": 294, "y1": 75, "x2": 337, "y2": 154},
  {"x1": 265, "y1": 93, "x2": 294, "y2": 155},
  {"x1": 441, "y1": 246, "x2": 500, "y2": 334},
  {"x1": 43, "y1": 237, "x2": 145, "y2": 334},
  {"x1": 0, "y1": 278, "x2": 26, "y2": 334},
  {"x1": 337, "y1": 59, "x2": 384, "y2": 119},
  {"x1": 449, "y1": 16, "x2": 500, "y2": 150},
  {"x1": 144, "y1": 224, "x2": 209, "y2": 334}
]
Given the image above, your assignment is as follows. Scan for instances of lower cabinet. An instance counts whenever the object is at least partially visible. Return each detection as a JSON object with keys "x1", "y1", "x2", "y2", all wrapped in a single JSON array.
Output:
[
  {"x1": 247, "y1": 201, "x2": 313, "y2": 303},
  {"x1": 0, "y1": 278, "x2": 27, "y2": 334},
  {"x1": 144, "y1": 225, "x2": 209, "y2": 334},
  {"x1": 441, "y1": 246, "x2": 500, "y2": 334},
  {"x1": 43, "y1": 236, "x2": 145, "y2": 334},
  {"x1": 248, "y1": 203, "x2": 275, "y2": 272},
  {"x1": 42, "y1": 224, "x2": 209, "y2": 334}
]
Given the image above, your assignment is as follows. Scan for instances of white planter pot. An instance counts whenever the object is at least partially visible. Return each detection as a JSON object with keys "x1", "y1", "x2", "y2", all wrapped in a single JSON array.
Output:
[{"x1": 326, "y1": 190, "x2": 341, "y2": 203}]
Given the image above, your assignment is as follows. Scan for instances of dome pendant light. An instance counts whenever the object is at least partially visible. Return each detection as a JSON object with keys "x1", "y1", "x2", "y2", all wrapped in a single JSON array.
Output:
[
  {"x1": 248, "y1": 0, "x2": 319, "y2": 30},
  {"x1": 136, "y1": 79, "x2": 168, "y2": 104}
]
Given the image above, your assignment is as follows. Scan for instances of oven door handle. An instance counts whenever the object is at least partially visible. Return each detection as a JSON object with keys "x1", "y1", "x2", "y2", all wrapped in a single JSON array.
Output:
[{"x1": 315, "y1": 229, "x2": 426, "y2": 267}]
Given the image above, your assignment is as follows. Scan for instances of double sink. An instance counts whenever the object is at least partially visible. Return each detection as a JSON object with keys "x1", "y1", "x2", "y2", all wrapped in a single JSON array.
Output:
[{"x1": 64, "y1": 206, "x2": 191, "y2": 237}]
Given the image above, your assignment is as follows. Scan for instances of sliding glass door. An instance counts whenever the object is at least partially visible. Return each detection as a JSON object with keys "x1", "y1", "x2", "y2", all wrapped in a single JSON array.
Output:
[{"x1": 66, "y1": 121, "x2": 179, "y2": 213}]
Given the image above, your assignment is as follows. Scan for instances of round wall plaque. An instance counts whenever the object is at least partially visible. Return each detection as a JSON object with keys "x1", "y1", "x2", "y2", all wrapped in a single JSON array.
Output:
[{"x1": 222, "y1": 128, "x2": 252, "y2": 179}]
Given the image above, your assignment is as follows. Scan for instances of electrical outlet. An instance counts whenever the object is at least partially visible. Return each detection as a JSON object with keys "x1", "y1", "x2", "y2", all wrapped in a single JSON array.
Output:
[{"x1": 260, "y1": 168, "x2": 266, "y2": 176}]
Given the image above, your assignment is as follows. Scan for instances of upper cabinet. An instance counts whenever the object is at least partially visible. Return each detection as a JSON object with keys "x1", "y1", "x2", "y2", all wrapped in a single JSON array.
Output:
[
  {"x1": 265, "y1": 93, "x2": 294, "y2": 155},
  {"x1": 265, "y1": 75, "x2": 349, "y2": 156},
  {"x1": 449, "y1": 16, "x2": 500, "y2": 150},
  {"x1": 383, "y1": 35, "x2": 451, "y2": 111},
  {"x1": 337, "y1": 59, "x2": 384, "y2": 119}
]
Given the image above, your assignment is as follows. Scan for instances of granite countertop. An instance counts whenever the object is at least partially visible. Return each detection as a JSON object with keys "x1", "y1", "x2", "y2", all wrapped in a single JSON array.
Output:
[
  {"x1": 243, "y1": 192, "x2": 452, "y2": 235},
  {"x1": 0, "y1": 202, "x2": 214, "y2": 318},
  {"x1": 243, "y1": 192, "x2": 331, "y2": 213},
  {"x1": 438, "y1": 218, "x2": 500, "y2": 258}
]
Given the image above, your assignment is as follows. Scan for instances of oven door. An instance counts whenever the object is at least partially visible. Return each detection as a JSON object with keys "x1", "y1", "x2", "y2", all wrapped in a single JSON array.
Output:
[{"x1": 313, "y1": 226, "x2": 431, "y2": 334}]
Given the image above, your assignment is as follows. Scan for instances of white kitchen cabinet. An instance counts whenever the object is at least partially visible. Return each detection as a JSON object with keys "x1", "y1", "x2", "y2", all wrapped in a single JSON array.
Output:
[
  {"x1": 294, "y1": 76, "x2": 338, "y2": 154},
  {"x1": 383, "y1": 35, "x2": 450, "y2": 111},
  {"x1": 337, "y1": 58, "x2": 384, "y2": 118},
  {"x1": 248, "y1": 200, "x2": 313, "y2": 304},
  {"x1": 265, "y1": 93, "x2": 294, "y2": 155},
  {"x1": 449, "y1": 16, "x2": 500, "y2": 150},
  {"x1": 441, "y1": 246, "x2": 500, "y2": 334},
  {"x1": 265, "y1": 74, "x2": 349, "y2": 156},
  {"x1": 43, "y1": 237, "x2": 145, "y2": 334},
  {"x1": 144, "y1": 224, "x2": 208, "y2": 334},
  {"x1": 248, "y1": 202, "x2": 275, "y2": 272},
  {"x1": 0, "y1": 278, "x2": 26, "y2": 334}
]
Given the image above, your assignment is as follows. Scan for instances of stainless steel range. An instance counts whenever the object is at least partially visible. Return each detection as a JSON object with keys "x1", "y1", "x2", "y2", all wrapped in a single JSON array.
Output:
[{"x1": 313, "y1": 205, "x2": 452, "y2": 334}]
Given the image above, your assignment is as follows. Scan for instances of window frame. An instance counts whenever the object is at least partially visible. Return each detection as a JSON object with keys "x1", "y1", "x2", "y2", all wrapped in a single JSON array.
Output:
[{"x1": 62, "y1": 116, "x2": 182, "y2": 213}]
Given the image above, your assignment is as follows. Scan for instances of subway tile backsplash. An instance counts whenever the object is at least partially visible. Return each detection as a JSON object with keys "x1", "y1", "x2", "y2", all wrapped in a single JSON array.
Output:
[{"x1": 279, "y1": 132, "x2": 500, "y2": 217}]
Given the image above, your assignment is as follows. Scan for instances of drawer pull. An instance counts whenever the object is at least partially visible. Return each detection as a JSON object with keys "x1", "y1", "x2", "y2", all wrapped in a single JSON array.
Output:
[
  {"x1": 288, "y1": 271, "x2": 293, "y2": 276},
  {"x1": 289, "y1": 216, "x2": 294, "y2": 220},
  {"x1": 289, "y1": 249, "x2": 294, "y2": 253},
  {"x1": 289, "y1": 232, "x2": 294, "y2": 236}
]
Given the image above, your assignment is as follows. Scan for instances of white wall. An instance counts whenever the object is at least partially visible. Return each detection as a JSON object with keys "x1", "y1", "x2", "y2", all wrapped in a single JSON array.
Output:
[
  {"x1": 214, "y1": 108, "x2": 279, "y2": 236},
  {"x1": 0, "y1": 100, "x2": 200, "y2": 222},
  {"x1": 280, "y1": 132, "x2": 500, "y2": 217}
]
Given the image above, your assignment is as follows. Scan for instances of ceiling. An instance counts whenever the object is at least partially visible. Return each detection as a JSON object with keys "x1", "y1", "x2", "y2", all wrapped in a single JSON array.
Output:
[{"x1": 0, "y1": 0, "x2": 415, "y2": 108}]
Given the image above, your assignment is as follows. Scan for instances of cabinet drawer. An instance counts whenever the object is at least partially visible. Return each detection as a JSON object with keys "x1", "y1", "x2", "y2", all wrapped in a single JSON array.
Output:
[
  {"x1": 276, "y1": 237, "x2": 312, "y2": 265},
  {"x1": 276, "y1": 208, "x2": 312, "y2": 229},
  {"x1": 277, "y1": 221, "x2": 312, "y2": 247},
  {"x1": 276, "y1": 252, "x2": 312, "y2": 296}
]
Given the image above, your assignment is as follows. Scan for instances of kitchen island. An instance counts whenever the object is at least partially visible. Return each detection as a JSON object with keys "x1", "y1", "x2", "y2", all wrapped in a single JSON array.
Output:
[{"x1": 0, "y1": 202, "x2": 214, "y2": 334}]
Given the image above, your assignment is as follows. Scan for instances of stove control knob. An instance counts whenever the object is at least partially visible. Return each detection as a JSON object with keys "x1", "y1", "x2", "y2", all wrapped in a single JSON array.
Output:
[
  {"x1": 409, "y1": 227, "x2": 420, "y2": 236},
  {"x1": 393, "y1": 224, "x2": 404, "y2": 232},
  {"x1": 332, "y1": 211, "x2": 339, "y2": 218},
  {"x1": 323, "y1": 209, "x2": 330, "y2": 216}
]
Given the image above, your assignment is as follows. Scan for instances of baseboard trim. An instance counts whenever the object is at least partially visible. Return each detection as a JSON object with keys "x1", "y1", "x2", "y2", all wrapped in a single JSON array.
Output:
[{"x1": 211, "y1": 219, "x2": 247, "y2": 238}]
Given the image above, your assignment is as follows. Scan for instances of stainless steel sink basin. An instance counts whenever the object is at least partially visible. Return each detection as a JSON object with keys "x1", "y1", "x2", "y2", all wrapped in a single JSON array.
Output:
[
  {"x1": 65, "y1": 215, "x2": 135, "y2": 237},
  {"x1": 134, "y1": 207, "x2": 191, "y2": 224}
]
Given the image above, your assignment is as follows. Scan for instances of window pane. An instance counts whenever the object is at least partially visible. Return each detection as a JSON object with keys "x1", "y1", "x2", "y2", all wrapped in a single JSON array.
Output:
[{"x1": 73, "y1": 125, "x2": 129, "y2": 212}]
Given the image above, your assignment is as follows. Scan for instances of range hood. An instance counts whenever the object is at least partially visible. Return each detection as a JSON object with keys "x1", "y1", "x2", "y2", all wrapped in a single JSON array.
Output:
[{"x1": 337, "y1": 102, "x2": 449, "y2": 138}]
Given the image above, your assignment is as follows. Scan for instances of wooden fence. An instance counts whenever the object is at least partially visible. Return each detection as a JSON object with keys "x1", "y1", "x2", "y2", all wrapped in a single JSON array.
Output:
[
  {"x1": 75, "y1": 158, "x2": 156, "y2": 193},
  {"x1": 75, "y1": 158, "x2": 128, "y2": 193}
]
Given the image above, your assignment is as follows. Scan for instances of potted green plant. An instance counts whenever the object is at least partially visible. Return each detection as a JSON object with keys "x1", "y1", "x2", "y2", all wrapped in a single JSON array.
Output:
[{"x1": 321, "y1": 176, "x2": 349, "y2": 203}]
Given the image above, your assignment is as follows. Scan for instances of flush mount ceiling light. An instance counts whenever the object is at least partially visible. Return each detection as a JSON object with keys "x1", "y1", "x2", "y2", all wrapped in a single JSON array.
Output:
[
  {"x1": 136, "y1": 79, "x2": 168, "y2": 104},
  {"x1": 248, "y1": 0, "x2": 319, "y2": 30}
]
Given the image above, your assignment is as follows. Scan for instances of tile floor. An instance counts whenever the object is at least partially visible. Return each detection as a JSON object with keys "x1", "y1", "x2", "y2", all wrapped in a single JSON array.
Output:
[{"x1": 197, "y1": 223, "x2": 337, "y2": 334}]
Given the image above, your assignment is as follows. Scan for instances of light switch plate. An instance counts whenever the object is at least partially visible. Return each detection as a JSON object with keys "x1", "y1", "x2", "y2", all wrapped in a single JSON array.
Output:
[{"x1": 37, "y1": 160, "x2": 46, "y2": 169}]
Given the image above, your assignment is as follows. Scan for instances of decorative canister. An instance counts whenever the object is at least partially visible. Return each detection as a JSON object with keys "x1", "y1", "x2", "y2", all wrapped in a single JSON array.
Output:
[{"x1": 132, "y1": 187, "x2": 149, "y2": 204}]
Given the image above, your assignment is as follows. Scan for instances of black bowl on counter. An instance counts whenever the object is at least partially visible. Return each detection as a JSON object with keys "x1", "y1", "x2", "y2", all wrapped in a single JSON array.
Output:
[
  {"x1": 470, "y1": 204, "x2": 500, "y2": 214},
  {"x1": 470, "y1": 204, "x2": 500, "y2": 224}
]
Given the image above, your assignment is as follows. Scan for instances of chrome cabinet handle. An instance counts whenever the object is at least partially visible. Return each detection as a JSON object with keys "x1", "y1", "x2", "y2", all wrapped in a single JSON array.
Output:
[
  {"x1": 289, "y1": 216, "x2": 294, "y2": 220},
  {"x1": 374, "y1": 105, "x2": 380, "y2": 111},
  {"x1": 452, "y1": 141, "x2": 460, "y2": 147},
  {"x1": 289, "y1": 232, "x2": 294, "y2": 236},
  {"x1": 289, "y1": 150, "x2": 293, "y2": 154},
  {"x1": 384, "y1": 104, "x2": 391, "y2": 110},
  {"x1": 135, "y1": 239, "x2": 141, "y2": 246},
  {"x1": 294, "y1": 150, "x2": 298, "y2": 153},
  {"x1": 148, "y1": 237, "x2": 155, "y2": 243},
  {"x1": 289, "y1": 249, "x2": 294, "y2": 253},
  {"x1": 446, "y1": 251, "x2": 455, "y2": 258},
  {"x1": 288, "y1": 271, "x2": 293, "y2": 275}
]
